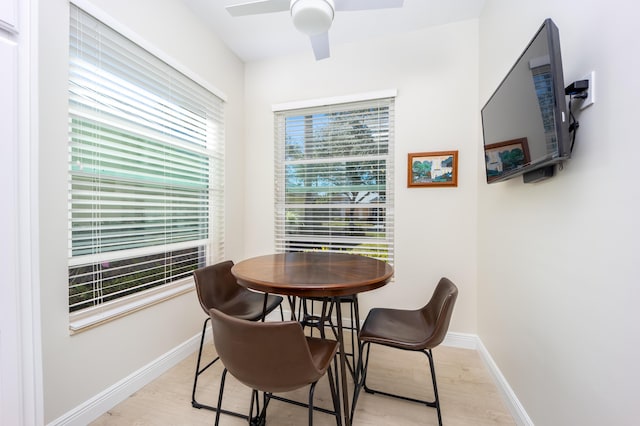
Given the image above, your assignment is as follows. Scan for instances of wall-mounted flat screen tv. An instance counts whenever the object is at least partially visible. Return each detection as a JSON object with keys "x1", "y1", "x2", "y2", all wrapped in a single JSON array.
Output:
[{"x1": 481, "y1": 18, "x2": 570, "y2": 183}]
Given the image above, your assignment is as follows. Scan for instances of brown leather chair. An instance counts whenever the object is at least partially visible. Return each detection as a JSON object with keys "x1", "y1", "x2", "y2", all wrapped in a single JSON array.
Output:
[
  {"x1": 354, "y1": 277, "x2": 458, "y2": 425},
  {"x1": 209, "y1": 307, "x2": 341, "y2": 426},
  {"x1": 191, "y1": 260, "x2": 283, "y2": 418}
]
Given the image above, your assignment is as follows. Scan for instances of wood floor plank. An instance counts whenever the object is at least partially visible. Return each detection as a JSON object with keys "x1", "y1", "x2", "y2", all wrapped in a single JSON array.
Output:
[{"x1": 92, "y1": 341, "x2": 514, "y2": 425}]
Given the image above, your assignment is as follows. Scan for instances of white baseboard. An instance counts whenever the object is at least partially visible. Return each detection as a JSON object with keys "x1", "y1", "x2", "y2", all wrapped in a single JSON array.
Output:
[
  {"x1": 48, "y1": 317, "x2": 531, "y2": 426},
  {"x1": 440, "y1": 333, "x2": 532, "y2": 425},
  {"x1": 276, "y1": 306, "x2": 531, "y2": 423},
  {"x1": 476, "y1": 338, "x2": 534, "y2": 426},
  {"x1": 442, "y1": 331, "x2": 478, "y2": 350},
  {"x1": 46, "y1": 332, "x2": 203, "y2": 426}
]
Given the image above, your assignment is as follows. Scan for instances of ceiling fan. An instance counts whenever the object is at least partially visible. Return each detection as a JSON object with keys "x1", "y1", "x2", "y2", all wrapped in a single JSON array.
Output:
[{"x1": 226, "y1": 0, "x2": 404, "y2": 60}]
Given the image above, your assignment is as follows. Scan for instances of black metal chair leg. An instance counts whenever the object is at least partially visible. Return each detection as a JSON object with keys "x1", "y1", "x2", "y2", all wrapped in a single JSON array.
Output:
[
  {"x1": 308, "y1": 381, "x2": 317, "y2": 426},
  {"x1": 214, "y1": 369, "x2": 228, "y2": 426},
  {"x1": 192, "y1": 317, "x2": 221, "y2": 409},
  {"x1": 350, "y1": 296, "x2": 361, "y2": 383},
  {"x1": 326, "y1": 365, "x2": 342, "y2": 426},
  {"x1": 360, "y1": 345, "x2": 443, "y2": 426},
  {"x1": 254, "y1": 369, "x2": 342, "y2": 424},
  {"x1": 260, "y1": 293, "x2": 285, "y2": 322},
  {"x1": 350, "y1": 340, "x2": 371, "y2": 420},
  {"x1": 249, "y1": 392, "x2": 269, "y2": 426},
  {"x1": 191, "y1": 317, "x2": 207, "y2": 407},
  {"x1": 214, "y1": 370, "x2": 264, "y2": 425},
  {"x1": 426, "y1": 349, "x2": 442, "y2": 425},
  {"x1": 249, "y1": 390, "x2": 266, "y2": 426},
  {"x1": 192, "y1": 317, "x2": 250, "y2": 420}
]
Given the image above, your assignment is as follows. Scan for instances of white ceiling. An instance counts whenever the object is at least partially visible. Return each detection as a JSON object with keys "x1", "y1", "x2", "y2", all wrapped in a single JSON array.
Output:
[{"x1": 181, "y1": 0, "x2": 486, "y2": 62}]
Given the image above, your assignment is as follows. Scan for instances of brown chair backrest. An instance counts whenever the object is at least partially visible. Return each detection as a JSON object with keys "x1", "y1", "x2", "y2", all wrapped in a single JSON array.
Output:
[
  {"x1": 209, "y1": 308, "x2": 326, "y2": 393},
  {"x1": 420, "y1": 277, "x2": 458, "y2": 349},
  {"x1": 193, "y1": 261, "x2": 244, "y2": 315}
]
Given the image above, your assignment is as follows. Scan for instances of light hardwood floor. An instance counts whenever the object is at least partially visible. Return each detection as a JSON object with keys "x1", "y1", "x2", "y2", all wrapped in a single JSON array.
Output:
[{"x1": 92, "y1": 338, "x2": 514, "y2": 425}]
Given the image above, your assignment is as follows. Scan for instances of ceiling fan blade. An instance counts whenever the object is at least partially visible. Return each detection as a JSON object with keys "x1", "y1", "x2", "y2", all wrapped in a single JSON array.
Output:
[
  {"x1": 335, "y1": 0, "x2": 403, "y2": 11},
  {"x1": 226, "y1": 0, "x2": 290, "y2": 17},
  {"x1": 310, "y1": 32, "x2": 330, "y2": 60}
]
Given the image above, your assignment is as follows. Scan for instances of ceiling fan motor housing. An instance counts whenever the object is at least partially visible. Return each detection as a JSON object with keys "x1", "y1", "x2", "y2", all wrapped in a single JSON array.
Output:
[{"x1": 290, "y1": 0, "x2": 335, "y2": 36}]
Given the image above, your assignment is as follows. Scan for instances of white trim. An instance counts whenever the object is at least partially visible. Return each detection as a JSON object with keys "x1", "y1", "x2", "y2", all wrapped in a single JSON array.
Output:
[
  {"x1": 282, "y1": 301, "x2": 530, "y2": 423},
  {"x1": 69, "y1": 280, "x2": 194, "y2": 333},
  {"x1": 68, "y1": 0, "x2": 227, "y2": 102},
  {"x1": 477, "y1": 338, "x2": 534, "y2": 426},
  {"x1": 0, "y1": 31, "x2": 22, "y2": 425},
  {"x1": 46, "y1": 320, "x2": 531, "y2": 426},
  {"x1": 46, "y1": 330, "x2": 205, "y2": 426},
  {"x1": 441, "y1": 331, "x2": 478, "y2": 350},
  {"x1": 0, "y1": 0, "x2": 43, "y2": 423},
  {"x1": 19, "y1": 0, "x2": 44, "y2": 422},
  {"x1": 272, "y1": 89, "x2": 397, "y2": 112}
]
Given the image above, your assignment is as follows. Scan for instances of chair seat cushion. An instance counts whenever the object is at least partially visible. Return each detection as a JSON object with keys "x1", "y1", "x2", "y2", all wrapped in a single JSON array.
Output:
[
  {"x1": 219, "y1": 291, "x2": 283, "y2": 321},
  {"x1": 359, "y1": 307, "x2": 435, "y2": 351}
]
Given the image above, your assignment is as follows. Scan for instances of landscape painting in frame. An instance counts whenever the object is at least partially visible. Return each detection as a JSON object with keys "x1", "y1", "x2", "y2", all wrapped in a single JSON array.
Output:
[
  {"x1": 408, "y1": 150, "x2": 458, "y2": 187},
  {"x1": 484, "y1": 137, "x2": 531, "y2": 183}
]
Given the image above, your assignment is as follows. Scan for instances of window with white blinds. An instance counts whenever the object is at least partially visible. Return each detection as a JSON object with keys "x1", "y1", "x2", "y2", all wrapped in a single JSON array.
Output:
[
  {"x1": 68, "y1": 4, "x2": 224, "y2": 322},
  {"x1": 274, "y1": 97, "x2": 394, "y2": 263}
]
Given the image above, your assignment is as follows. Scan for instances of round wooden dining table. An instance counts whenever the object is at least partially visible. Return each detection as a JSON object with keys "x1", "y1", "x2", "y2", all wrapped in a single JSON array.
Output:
[{"x1": 231, "y1": 252, "x2": 393, "y2": 426}]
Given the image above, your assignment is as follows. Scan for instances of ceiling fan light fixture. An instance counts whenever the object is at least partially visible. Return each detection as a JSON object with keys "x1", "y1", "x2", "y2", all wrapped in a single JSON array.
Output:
[{"x1": 290, "y1": 0, "x2": 335, "y2": 36}]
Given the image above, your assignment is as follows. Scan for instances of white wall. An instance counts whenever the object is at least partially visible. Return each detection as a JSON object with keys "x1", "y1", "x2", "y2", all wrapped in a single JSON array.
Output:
[
  {"x1": 478, "y1": 1, "x2": 640, "y2": 424},
  {"x1": 36, "y1": 1, "x2": 640, "y2": 422},
  {"x1": 243, "y1": 20, "x2": 480, "y2": 332},
  {"x1": 37, "y1": 0, "x2": 245, "y2": 421}
]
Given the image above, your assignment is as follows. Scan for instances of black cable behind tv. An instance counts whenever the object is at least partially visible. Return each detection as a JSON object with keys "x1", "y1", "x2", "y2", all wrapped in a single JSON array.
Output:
[{"x1": 522, "y1": 79, "x2": 589, "y2": 184}]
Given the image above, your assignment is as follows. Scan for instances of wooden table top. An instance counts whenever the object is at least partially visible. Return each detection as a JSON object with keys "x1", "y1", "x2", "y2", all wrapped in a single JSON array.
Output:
[{"x1": 231, "y1": 252, "x2": 393, "y2": 298}]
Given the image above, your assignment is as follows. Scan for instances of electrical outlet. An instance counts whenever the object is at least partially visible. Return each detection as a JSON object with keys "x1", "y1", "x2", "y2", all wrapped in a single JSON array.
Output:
[{"x1": 580, "y1": 71, "x2": 595, "y2": 110}]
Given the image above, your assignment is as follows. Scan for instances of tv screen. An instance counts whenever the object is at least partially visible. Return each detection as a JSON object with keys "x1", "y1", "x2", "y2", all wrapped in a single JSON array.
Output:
[{"x1": 481, "y1": 18, "x2": 570, "y2": 183}]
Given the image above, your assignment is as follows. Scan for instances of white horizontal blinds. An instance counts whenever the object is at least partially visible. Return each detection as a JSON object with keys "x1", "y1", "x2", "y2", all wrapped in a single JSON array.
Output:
[
  {"x1": 68, "y1": 5, "x2": 224, "y2": 312},
  {"x1": 274, "y1": 97, "x2": 395, "y2": 263}
]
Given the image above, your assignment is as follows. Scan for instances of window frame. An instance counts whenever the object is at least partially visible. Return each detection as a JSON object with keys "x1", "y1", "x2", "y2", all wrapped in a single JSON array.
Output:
[
  {"x1": 273, "y1": 92, "x2": 395, "y2": 263},
  {"x1": 67, "y1": 1, "x2": 226, "y2": 332}
]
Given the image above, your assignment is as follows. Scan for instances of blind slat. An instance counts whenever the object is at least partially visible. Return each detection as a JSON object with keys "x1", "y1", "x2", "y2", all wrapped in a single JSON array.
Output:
[
  {"x1": 68, "y1": 4, "x2": 225, "y2": 314},
  {"x1": 274, "y1": 97, "x2": 395, "y2": 263}
]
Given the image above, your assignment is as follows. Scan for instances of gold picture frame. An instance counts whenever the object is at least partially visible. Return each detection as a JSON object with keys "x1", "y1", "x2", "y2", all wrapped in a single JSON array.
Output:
[{"x1": 408, "y1": 150, "x2": 458, "y2": 187}]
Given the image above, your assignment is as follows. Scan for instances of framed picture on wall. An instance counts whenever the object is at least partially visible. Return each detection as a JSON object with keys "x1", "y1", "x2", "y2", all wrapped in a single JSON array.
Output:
[{"x1": 408, "y1": 150, "x2": 458, "y2": 187}]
